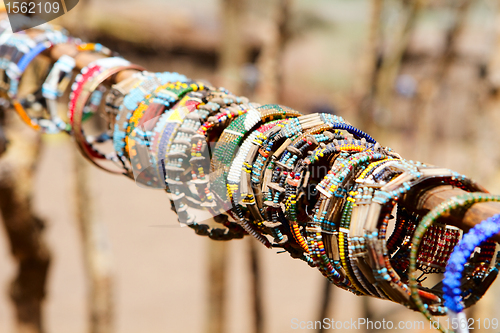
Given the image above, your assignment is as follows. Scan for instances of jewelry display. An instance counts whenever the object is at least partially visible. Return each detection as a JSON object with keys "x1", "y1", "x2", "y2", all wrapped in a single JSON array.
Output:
[{"x1": 2, "y1": 19, "x2": 500, "y2": 333}]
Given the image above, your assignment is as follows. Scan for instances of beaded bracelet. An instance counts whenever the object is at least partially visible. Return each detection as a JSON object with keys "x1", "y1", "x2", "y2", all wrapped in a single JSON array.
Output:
[
  {"x1": 42, "y1": 54, "x2": 76, "y2": 132},
  {"x1": 133, "y1": 86, "x2": 205, "y2": 190},
  {"x1": 191, "y1": 99, "x2": 256, "y2": 209},
  {"x1": 0, "y1": 32, "x2": 36, "y2": 104},
  {"x1": 190, "y1": 97, "x2": 252, "y2": 205},
  {"x1": 168, "y1": 102, "x2": 252, "y2": 224},
  {"x1": 312, "y1": 148, "x2": 388, "y2": 291},
  {"x1": 7, "y1": 30, "x2": 68, "y2": 129},
  {"x1": 263, "y1": 125, "x2": 347, "y2": 246},
  {"x1": 133, "y1": 82, "x2": 207, "y2": 188},
  {"x1": 246, "y1": 118, "x2": 337, "y2": 218},
  {"x1": 68, "y1": 58, "x2": 132, "y2": 163},
  {"x1": 72, "y1": 64, "x2": 145, "y2": 174},
  {"x1": 409, "y1": 193, "x2": 500, "y2": 332},
  {"x1": 193, "y1": 93, "x2": 252, "y2": 173},
  {"x1": 315, "y1": 152, "x2": 374, "y2": 293},
  {"x1": 443, "y1": 214, "x2": 500, "y2": 333},
  {"x1": 282, "y1": 130, "x2": 347, "y2": 254},
  {"x1": 341, "y1": 158, "x2": 396, "y2": 298},
  {"x1": 152, "y1": 91, "x2": 249, "y2": 240},
  {"x1": 246, "y1": 113, "x2": 341, "y2": 219},
  {"x1": 211, "y1": 104, "x2": 302, "y2": 208},
  {"x1": 239, "y1": 122, "x2": 287, "y2": 228},
  {"x1": 226, "y1": 119, "x2": 289, "y2": 245},
  {"x1": 41, "y1": 41, "x2": 119, "y2": 133},
  {"x1": 260, "y1": 115, "x2": 373, "y2": 217},
  {"x1": 69, "y1": 57, "x2": 131, "y2": 123},
  {"x1": 126, "y1": 81, "x2": 200, "y2": 154},
  {"x1": 149, "y1": 98, "x2": 198, "y2": 190},
  {"x1": 292, "y1": 139, "x2": 380, "y2": 288},
  {"x1": 210, "y1": 104, "x2": 302, "y2": 243},
  {"x1": 361, "y1": 165, "x2": 482, "y2": 308},
  {"x1": 112, "y1": 72, "x2": 188, "y2": 165},
  {"x1": 9, "y1": 41, "x2": 55, "y2": 130},
  {"x1": 104, "y1": 72, "x2": 147, "y2": 129}
]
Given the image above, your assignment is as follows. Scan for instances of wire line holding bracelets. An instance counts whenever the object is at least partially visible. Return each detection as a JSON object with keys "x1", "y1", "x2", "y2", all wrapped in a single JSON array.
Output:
[{"x1": 2, "y1": 18, "x2": 500, "y2": 331}]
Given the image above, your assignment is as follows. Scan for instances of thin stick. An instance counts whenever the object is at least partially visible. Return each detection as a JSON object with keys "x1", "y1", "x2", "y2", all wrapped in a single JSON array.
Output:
[
  {"x1": 206, "y1": 241, "x2": 228, "y2": 333},
  {"x1": 249, "y1": 239, "x2": 264, "y2": 333},
  {"x1": 73, "y1": 150, "x2": 114, "y2": 333},
  {"x1": 375, "y1": 0, "x2": 422, "y2": 116},
  {"x1": 254, "y1": 0, "x2": 291, "y2": 104},
  {"x1": 317, "y1": 280, "x2": 332, "y2": 333},
  {"x1": 357, "y1": 0, "x2": 383, "y2": 131},
  {"x1": 413, "y1": 0, "x2": 474, "y2": 160}
]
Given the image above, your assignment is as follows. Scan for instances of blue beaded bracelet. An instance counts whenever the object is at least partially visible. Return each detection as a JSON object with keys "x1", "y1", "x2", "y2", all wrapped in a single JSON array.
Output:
[{"x1": 443, "y1": 213, "x2": 500, "y2": 314}]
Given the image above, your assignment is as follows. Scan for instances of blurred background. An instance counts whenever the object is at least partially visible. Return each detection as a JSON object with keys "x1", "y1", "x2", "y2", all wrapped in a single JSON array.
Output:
[{"x1": 1, "y1": 0, "x2": 500, "y2": 332}]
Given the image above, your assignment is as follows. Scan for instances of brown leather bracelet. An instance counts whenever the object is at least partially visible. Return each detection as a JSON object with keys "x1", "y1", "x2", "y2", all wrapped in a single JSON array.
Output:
[{"x1": 72, "y1": 64, "x2": 145, "y2": 175}]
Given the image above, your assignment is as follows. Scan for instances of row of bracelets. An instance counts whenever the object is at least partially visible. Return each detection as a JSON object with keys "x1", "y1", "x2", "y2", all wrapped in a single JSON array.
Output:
[{"x1": 0, "y1": 19, "x2": 499, "y2": 332}]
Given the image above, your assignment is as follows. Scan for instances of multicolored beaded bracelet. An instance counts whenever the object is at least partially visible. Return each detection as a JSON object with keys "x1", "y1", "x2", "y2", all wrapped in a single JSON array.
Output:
[
  {"x1": 159, "y1": 90, "x2": 208, "y2": 196},
  {"x1": 291, "y1": 139, "x2": 380, "y2": 288},
  {"x1": 168, "y1": 91, "x2": 248, "y2": 211},
  {"x1": 263, "y1": 126, "x2": 346, "y2": 246},
  {"x1": 342, "y1": 158, "x2": 396, "y2": 298},
  {"x1": 154, "y1": 91, "x2": 249, "y2": 239},
  {"x1": 41, "y1": 41, "x2": 120, "y2": 134},
  {"x1": 313, "y1": 148, "x2": 388, "y2": 291},
  {"x1": 0, "y1": 32, "x2": 37, "y2": 111},
  {"x1": 72, "y1": 64, "x2": 145, "y2": 174},
  {"x1": 112, "y1": 71, "x2": 188, "y2": 164},
  {"x1": 104, "y1": 72, "x2": 146, "y2": 129},
  {"x1": 149, "y1": 100, "x2": 194, "y2": 188},
  {"x1": 7, "y1": 30, "x2": 69, "y2": 130},
  {"x1": 226, "y1": 119, "x2": 288, "y2": 244},
  {"x1": 160, "y1": 92, "x2": 207, "y2": 190},
  {"x1": 126, "y1": 81, "x2": 201, "y2": 154},
  {"x1": 42, "y1": 54, "x2": 76, "y2": 132},
  {"x1": 250, "y1": 114, "x2": 347, "y2": 222},
  {"x1": 362, "y1": 166, "x2": 482, "y2": 308},
  {"x1": 190, "y1": 100, "x2": 252, "y2": 210},
  {"x1": 409, "y1": 193, "x2": 500, "y2": 332},
  {"x1": 127, "y1": 81, "x2": 202, "y2": 186},
  {"x1": 211, "y1": 104, "x2": 302, "y2": 207},
  {"x1": 210, "y1": 104, "x2": 302, "y2": 245}
]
